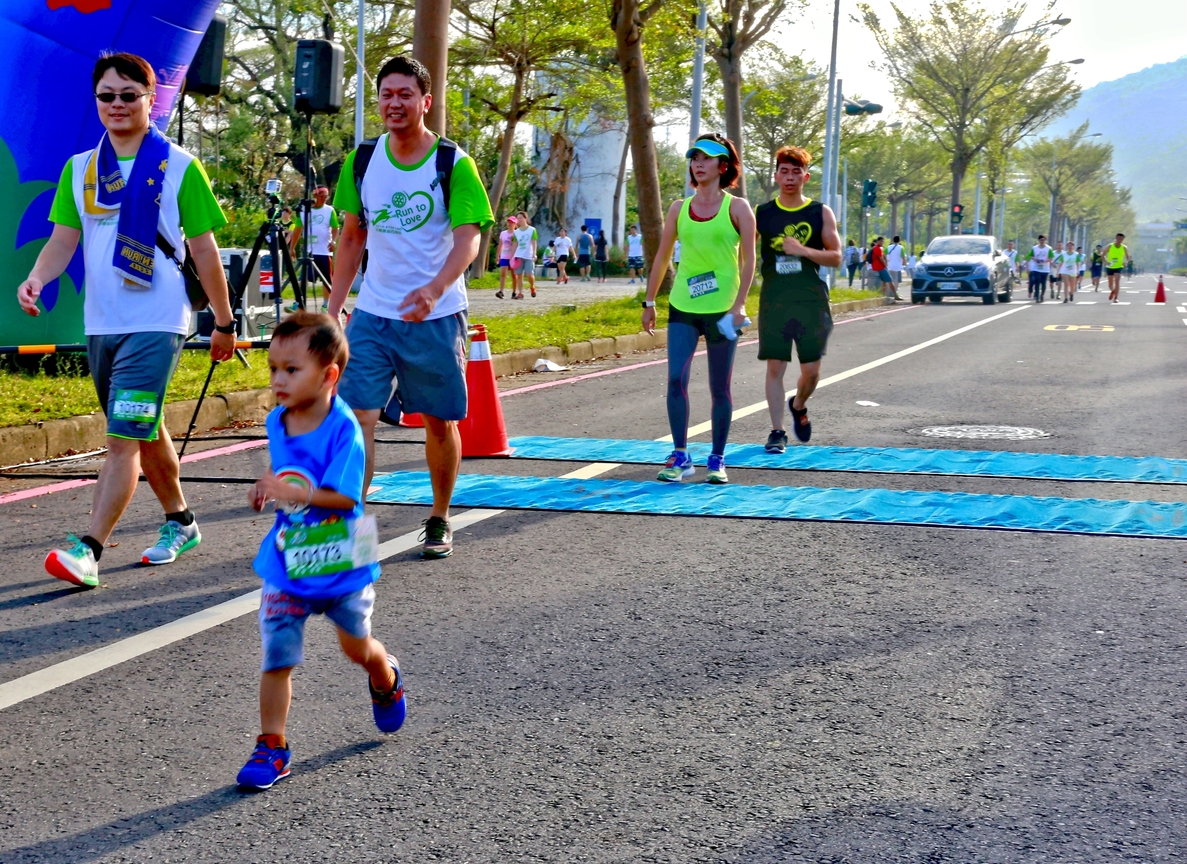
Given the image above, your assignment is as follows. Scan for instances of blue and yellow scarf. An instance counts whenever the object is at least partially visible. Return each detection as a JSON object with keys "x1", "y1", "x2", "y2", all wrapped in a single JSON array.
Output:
[{"x1": 82, "y1": 125, "x2": 170, "y2": 289}]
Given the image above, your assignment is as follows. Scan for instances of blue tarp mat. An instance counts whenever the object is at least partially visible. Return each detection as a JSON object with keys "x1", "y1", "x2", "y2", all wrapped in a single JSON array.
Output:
[
  {"x1": 369, "y1": 471, "x2": 1187, "y2": 539},
  {"x1": 506, "y1": 436, "x2": 1187, "y2": 485}
]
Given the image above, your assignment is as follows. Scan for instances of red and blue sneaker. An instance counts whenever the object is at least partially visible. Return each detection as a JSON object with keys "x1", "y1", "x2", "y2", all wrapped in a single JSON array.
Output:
[
  {"x1": 370, "y1": 655, "x2": 406, "y2": 733},
  {"x1": 237, "y1": 734, "x2": 291, "y2": 791}
]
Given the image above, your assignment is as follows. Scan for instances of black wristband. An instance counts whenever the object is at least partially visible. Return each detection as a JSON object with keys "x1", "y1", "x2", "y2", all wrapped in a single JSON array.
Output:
[{"x1": 213, "y1": 321, "x2": 237, "y2": 335}]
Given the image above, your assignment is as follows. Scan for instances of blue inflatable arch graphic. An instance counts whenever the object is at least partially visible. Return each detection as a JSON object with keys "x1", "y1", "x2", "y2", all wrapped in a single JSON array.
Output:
[{"x1": 0, "y1": 0, "x2": 220, "y2": 345}]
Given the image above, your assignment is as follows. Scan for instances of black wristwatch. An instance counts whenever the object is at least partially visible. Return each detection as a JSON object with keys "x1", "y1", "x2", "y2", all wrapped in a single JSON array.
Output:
[{"x1": 213, "y1": 321, "x2": 237, "y2": 335}]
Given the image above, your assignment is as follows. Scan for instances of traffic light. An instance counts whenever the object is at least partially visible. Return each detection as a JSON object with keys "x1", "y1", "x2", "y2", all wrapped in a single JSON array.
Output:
[
  {"x1": 951, "y1": 203, "x2": 964, "y2": 224},
  {"x1": 861, "y1": 179, "x2": 878, "y2": 208}
]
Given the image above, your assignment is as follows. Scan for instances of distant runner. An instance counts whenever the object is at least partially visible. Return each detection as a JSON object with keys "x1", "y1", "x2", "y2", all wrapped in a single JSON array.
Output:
[
  {"x1": 1104, "y1": 233, "x2": 1130, "y2": 303},
  {"x1": 1026, "y1": 235, "x2": 1051, "y2": 302},
  {"x1": 754, "y1": 146, "x2": 842, "y2": 452},
  {"x1": 1090, "y1": 244, "x2": 1103, "y2": 291},
  {"x1": 1059, "y1": 240, "x2": 1080, "y2": 302}
]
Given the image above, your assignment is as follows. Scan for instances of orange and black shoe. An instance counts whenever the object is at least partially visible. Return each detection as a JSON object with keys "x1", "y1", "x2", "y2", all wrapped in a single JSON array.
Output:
[{"x1": 789, "y1": 399, "x2": 812, "y2": 443}]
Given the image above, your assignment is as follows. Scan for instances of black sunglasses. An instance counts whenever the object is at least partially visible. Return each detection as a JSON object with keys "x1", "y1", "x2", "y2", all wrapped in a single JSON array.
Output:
[{"x1": 95, "y1": 91, "x2": 153, "y2": 103}]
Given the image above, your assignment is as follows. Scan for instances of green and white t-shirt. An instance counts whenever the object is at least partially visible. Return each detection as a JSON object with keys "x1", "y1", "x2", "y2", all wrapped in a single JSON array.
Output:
[
  {"x1": 49, "y1": 143, "x2": 226, "y2": 336},
  {"x1": 511, "y1": 226, "x2": 537, "y2": 261},
  {"x1": 294, "y1": 204, "x2": 339, "y2": 255},
  {"x1": 334, "y1": 134, "x2": 494, "y2": 321}
]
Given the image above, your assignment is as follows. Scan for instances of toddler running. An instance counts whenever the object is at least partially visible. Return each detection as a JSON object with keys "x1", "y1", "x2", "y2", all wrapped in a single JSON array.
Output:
[{"x1": 237, "y1": 312, "x2": 405, "y2": 792}]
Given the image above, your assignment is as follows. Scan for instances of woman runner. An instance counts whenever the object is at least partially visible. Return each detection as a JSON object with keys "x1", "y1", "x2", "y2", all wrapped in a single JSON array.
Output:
[{"x1": 641, "y1": 133, "x2": 756, "y2": 485}]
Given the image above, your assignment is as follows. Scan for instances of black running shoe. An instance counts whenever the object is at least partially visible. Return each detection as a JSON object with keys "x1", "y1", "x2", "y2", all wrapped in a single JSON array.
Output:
[
  {"x1": 419, "y1": 516, "x2": 453, "y2": 559},
  {"x1": 765, "y1": 429, "x2": 789, "y2": 453},
  {"x1": 788, "y1": 400, "x2": 812, "y2": 442}
]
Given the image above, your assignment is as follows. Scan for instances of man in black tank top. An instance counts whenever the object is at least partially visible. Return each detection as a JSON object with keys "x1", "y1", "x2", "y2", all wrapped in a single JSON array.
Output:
[{"x1": 755, "y1": 146, "x2": 842, "y2": 450}]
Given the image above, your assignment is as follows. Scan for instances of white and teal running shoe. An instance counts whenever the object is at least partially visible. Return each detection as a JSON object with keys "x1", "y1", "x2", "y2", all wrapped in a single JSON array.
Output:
[
  {"x1": 141, "y1": 520, "x2": 202, "y2": 565},
  {"x1": 44, "y1": 534, "x2": 99, "y2": 588}
]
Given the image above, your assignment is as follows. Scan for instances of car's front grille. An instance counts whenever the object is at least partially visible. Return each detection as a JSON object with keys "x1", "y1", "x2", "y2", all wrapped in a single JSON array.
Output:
[{"x1": 920, "y1": 265, "x2": 976, "y2": 278}]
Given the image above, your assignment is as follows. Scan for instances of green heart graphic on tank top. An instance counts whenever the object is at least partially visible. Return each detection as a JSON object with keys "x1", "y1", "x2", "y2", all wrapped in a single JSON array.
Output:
[
  {"x1": 371, "y1": 189, "x2": 435, "y2": 233},
  {"x1": 769, "y1": 221, "x2": 813, "y2": 251}
]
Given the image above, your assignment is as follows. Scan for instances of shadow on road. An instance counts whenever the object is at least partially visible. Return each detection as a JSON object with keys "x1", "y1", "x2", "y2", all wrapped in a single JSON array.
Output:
[{"x1": 0, "y1": 739, "x2": 384, "y2": 863}]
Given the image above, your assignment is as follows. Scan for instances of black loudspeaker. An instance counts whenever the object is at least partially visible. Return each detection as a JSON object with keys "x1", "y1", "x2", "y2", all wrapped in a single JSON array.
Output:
[
  {"x1": 294, "y1": 39, "x2": 344, "y2": 114},
  {"x1": 185, "y1": 14, "x2": 226, "y2": 97}
]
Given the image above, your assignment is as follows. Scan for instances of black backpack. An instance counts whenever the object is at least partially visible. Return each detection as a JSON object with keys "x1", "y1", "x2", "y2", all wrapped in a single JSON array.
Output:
[{"x1": 352, "y1": 135, "x2": 458, "y2": 229}]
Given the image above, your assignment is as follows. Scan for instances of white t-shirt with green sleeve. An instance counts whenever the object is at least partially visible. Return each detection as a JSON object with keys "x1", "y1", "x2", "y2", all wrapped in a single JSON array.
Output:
[
  {"x1": 293, "y1": 204, "x2": 339, "y2": 255},
  {"x1": 334, "y1": 134, "x2": 494, "y2": 321},
  {"x1": 49, "y1": 143, "x2": 226, "y2": 337}
]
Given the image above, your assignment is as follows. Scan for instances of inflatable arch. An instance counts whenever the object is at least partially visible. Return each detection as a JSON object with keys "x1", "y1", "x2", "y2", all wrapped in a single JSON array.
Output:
[{"x1": 0, "y1": 1, "x2": 220, "y2": 346}]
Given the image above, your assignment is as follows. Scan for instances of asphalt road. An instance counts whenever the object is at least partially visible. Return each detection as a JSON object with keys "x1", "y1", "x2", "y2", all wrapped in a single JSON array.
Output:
[{"x1": 3, "y1": 274, "x2": 1187, "y2": 862}]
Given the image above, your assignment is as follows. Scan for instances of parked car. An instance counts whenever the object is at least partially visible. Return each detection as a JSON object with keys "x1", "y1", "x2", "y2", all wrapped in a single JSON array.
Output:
[{"x1": 911, "y1": 235, "x2": 1012, "y2": 305}]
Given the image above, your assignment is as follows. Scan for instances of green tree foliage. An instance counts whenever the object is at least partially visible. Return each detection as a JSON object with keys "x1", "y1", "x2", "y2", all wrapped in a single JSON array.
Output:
[
  {"x1": 1021, "y1": 124, "x2": 1134, "y2": 244},
  {"x1": 859, "y1": 0, "x2": 1079, "y2": 225},
  {"x1": 707, "y1": 0, "x2": 793, "y2": 198},
  {"x1": 452, "y1": 0, "x2": 611, "y2": 273},
  {"x1": 736, "y1": 45, "x2": 824, "y2": 203}
]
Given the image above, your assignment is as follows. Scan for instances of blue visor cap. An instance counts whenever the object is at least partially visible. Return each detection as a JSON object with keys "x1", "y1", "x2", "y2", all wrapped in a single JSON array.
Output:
[{"x1": 686, "y1": 140, "x2": 730, "y2": 159}]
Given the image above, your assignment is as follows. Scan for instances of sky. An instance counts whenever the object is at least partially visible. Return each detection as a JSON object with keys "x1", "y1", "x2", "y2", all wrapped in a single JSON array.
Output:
[{"x1": 783, "y1": 0, "x2": 1187, "y2": 116}]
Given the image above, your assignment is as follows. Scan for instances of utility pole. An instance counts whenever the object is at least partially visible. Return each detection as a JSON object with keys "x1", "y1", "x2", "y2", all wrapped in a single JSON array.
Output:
[
  {"x1": 820, "y1": 0, "x2": 841, "y2": 213},
  {"x1": 412, "y1": 0, "x2": 450, "y2": 135},
  {"x1": 687, "y1": 1, "x2": 708, "y2": 196},
  {"x1": 355, "y1": 0, "x2": 366, "y2": 146}
]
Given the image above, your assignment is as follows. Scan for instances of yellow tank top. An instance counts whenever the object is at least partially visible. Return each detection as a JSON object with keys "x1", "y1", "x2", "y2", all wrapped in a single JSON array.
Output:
[{"x1": 670, "y1": 193, "x2": 741, "y2": 314}]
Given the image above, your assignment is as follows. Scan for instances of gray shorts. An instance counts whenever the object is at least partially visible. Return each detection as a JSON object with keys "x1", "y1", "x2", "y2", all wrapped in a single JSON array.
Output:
[
  {"x1": 259, "y1": 584, "x2": 375, "y2": 671},
  {"x1": 339, "y1": 308, "x2": 469, "y2": 420},
  {"x1": 86, "y1": 332, "x2": 185, "y2": 441},
  {"x1": 512, "y1": 258, "x2": 533, "y2": 275}
]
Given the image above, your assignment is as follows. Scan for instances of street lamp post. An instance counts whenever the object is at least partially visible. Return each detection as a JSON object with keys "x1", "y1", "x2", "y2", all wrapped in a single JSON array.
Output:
[{"x1": 820, "y1": 0, "x2": 841, "y2": 217}]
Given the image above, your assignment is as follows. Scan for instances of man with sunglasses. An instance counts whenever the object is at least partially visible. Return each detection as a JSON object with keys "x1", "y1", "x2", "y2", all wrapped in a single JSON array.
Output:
[{"x1": 17, "y1": 52, "x2": 234, "y2": 588}]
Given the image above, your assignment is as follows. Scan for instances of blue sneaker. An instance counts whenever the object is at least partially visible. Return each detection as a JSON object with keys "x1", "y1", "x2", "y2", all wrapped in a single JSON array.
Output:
[
  {"x1": 370, "y1": 655, "x2": 406, "y2": 733},
  {"x1": 657, "y1": 449, "x2": 695, "y2": 482},
  {"x1": 706, "y1": 453, "x2": 729, "y2": 484},
  {"x1": 237, "y1": 735, "x2": 291, "y2": 791}
]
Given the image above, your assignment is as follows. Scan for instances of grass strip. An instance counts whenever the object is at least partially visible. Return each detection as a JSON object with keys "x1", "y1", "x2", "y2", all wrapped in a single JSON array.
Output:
[{"x1": 2, "y1": 288, "x2": 880, "y2": 428}]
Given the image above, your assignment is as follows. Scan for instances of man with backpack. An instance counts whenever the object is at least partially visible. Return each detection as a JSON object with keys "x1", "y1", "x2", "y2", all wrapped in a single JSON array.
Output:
[{"x1": 327, "y1": 55, "x2": 494, "y2": 559}]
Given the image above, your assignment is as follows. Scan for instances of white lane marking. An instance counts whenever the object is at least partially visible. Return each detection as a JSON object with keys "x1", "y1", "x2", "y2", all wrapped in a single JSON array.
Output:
[
  {"x1": 1182, "y1": 319, "x2": 1187, "y2": 327},
  {"x1": 1115, "y1": 302, "x2": 1131, "y2": 306},
  {"x1": 1077, "y1": 301, "x2": 1097, "y2": 305},
  {"x1": 0, "y1": 305, "x2": 1030, "y2": 710},
  {"x1": 1148, "y1": 302, "x2": 1166, "y2": 306},
  {"x1": 1178, "y1": 307, "x2": 1187, "y2": 314}
]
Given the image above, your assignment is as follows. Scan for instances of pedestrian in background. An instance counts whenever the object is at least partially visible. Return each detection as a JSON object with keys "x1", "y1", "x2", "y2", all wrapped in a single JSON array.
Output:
[
  {"x1": 626, "y1": 224, "x2": 645, "y2": 284},
  {"x1": 844, "y1": 240, "x2": 860, "y2": 286},
  {"x1": 553, "y1": 227, "x2": 573, "y2": 284},
  {"x1": 495, "y1": 214, "x2": 516, "y2": 299},
  {"x1": 576, "y1": 224, "x2": 593, "y2": 282},
  {"x1": 594, "y1": 229, "x2": 609, "y2": 283}
]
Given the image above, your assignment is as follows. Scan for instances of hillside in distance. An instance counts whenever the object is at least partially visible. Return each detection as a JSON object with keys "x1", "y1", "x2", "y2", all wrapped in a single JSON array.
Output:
[{"x1": 1047, "y1": 56, "x2": 1187, "y2": 222}]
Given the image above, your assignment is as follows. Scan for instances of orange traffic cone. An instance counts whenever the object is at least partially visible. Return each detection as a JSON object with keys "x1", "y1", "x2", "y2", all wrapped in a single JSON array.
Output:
[
  {"x1": 399, "y1": 411, "x2": 424, "y2": 428},
  {"x1": 1155, "y1": 276, "x2": 1166, "y2": 304},
  {"x1": 459, "y1": 324, "x2": 513, "y2": 457}
]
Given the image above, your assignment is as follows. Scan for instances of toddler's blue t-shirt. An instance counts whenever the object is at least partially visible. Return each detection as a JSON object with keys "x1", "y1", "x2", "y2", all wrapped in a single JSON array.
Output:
[{"x1": 253, "y1": 396, "x2": 380, "y2": 598}]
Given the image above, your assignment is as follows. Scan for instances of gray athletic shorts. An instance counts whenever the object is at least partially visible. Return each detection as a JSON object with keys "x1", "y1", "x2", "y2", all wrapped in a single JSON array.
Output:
[
  {"x1": 339, "y1": 308, "x2": 469, "y2": 420},
  {"x1": 86, "y1": 331, "x2": 185, "y2": 441},
  {"x1": 259, "y1": 584, "x2": 375, "y2": 671}
]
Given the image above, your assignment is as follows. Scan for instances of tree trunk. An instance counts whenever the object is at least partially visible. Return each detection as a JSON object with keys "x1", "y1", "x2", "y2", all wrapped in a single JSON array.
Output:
[
  {"x1": 613, "y1": 1, "x2": 669, "y2": 291},
  {"x1": 714, "y1": 53, "x2": 746, "y2": 199},
  {"x1": 889, "y1": 198, "x2": 899, "y2": 239},
  {"x1": 612, "y1": 127, "x2": 629, "y2": 246},
  {"x1": 413, "y1": 0, "x2": 450, "y2": 136},
  {"x1": 926, "y1": 209, "x2": 935, "y2": 246},
  {"x1": 984, "y1": 196, "x2": 996, "y2": 240},
  {"x1": 473, "y1": 68, "x2": 526, "y2": 277}
]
